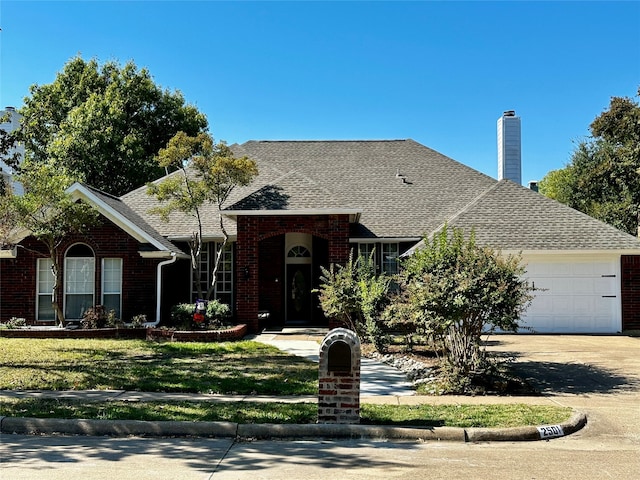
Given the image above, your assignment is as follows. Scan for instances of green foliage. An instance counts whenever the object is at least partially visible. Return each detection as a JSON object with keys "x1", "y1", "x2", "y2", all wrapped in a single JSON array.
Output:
[
  {"x1": 0, "y1": 183, "x2": 19, "y2": 248},
  {"x1": 129, "y1": 314, "x2": 148, "y2": 328},
  {"x1": 16, "y1": 56, "x2": 208, "y2": 196},
  {"x1": 538, "y1": 166, "x2": 575, "y2": 205},
  {"x1": 539, "y1": 86, "x2": 640, "y2": 235},
  {"x1": 0, "y1": 317, "x2": 27, "y2": 329},
  {"x1": 206, "y1": 299, "x2": 231, "y2": 327},
  {"x1": 316, "y1": 252, "x2": 392, "y2": 350},
  {"x1": 169, "y1": 303, "x2": 198, "y2": 330},
  {"x1": 148, "y1": 131, "x2": 258, "y2": 299},
  {"x1": 393, "y1": 226, "x2": 534, "y2": 391},
  {"x1": 81, "y1": 306, "x2": 119, "y2": 329},
  {"x1": 169, "y1": 301, "x2": 232, "y2": 330}
]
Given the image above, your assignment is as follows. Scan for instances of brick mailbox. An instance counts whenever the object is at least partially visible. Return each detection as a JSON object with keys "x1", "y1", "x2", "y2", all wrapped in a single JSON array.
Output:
[{"x1": 318, "y1": 328, "x2": 361, "y2": 424}]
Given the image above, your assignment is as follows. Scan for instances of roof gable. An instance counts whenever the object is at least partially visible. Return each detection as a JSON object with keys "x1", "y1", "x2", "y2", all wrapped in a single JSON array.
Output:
[{"x1": 68, "y1": 183, "x2": 184, "y2": 255}]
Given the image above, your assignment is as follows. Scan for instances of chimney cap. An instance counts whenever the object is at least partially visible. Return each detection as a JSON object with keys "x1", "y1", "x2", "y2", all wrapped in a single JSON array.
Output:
[
  {"x1": 503, "y1": 110, "x2": 516, "y2": 117},
  {"x1": 4, "y1": 106, "x2": 16, "y2": 111}
]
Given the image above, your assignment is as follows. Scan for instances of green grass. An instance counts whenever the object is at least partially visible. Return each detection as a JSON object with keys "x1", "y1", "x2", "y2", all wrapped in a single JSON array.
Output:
[
  {"x1": 0, "y1": 398, "x2": 573, "y2": 428},
  {"x1": 0, "y1": 338, "x2": 318, "y2": 395}
]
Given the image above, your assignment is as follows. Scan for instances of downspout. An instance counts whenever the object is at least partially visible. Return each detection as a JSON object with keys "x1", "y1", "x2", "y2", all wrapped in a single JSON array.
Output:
[{"x1": 145, "y1": 253, "x2": 178, "y2": 327}]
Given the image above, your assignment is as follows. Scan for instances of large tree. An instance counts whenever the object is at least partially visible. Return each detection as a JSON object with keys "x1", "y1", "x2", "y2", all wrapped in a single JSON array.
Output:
[
  {"x1": 390, "y1": 226, "x2": 534, "y2": 392},
  {"x1": 16, "y1": 56, "x2": 208, "y2": 196},
  {"x1": 11, "y1": 160, "x2": 99, "y2": 325},
  {"x1": 540, "y1": 87, "x2": 640, "y2": 235},
  {"x1": 147, "y1": 132, "x2": 258, "y2": 300}
]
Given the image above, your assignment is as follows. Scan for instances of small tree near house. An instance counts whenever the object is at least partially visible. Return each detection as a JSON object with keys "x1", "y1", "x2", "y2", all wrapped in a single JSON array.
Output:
[
  {"x1": 316, "y1": 252, "x2": 393, "y2": 351},
  {"x1": 394, "y1": 226, "x2": 535, "y2": 392},
  {"x1": 147, "y1": 131, "x2": 258, "y2": 300},
  {"x1": 10, "y1": 160, "x2": 99, "y2": 326}
]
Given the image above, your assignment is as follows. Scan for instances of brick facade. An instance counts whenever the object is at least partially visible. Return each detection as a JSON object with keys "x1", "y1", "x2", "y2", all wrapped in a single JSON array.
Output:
[
  {"x1": 0, "y1": 216, "x2": 164, "y2": 325},
  {"x1": 621, "y1": 255, "x2": 640, "y2": 331},
  {"x1": 236, "y1": 214, "x2": 351, "y2": 332}
]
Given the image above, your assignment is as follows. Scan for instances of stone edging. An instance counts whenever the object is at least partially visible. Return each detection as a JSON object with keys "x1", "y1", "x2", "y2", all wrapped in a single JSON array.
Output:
[{"x1": 0, "y1": 411, "x2": 587, "y2": 442}]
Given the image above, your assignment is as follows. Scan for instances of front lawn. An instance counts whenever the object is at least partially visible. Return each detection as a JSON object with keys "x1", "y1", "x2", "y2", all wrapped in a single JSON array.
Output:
[
  {"x1": 0, "y1": 338, "x2": 317, "y2": 395},
  {"x1": 0, "y1": 338, "x2": 574, "y2": 428},
  {"x1": 0, "y1": 398, "x2": 573, "y2": 428}
]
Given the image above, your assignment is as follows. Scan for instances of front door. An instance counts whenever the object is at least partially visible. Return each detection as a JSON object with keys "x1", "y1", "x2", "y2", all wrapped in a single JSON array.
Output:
[{"x1": 286, "y1": 263, "x2": 312, "y2": 323}]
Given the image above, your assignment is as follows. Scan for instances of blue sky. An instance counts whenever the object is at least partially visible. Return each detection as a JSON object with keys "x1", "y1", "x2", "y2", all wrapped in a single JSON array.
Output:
[{"x1": 1, "y1": 1, "x2": 638, "y2": 185}]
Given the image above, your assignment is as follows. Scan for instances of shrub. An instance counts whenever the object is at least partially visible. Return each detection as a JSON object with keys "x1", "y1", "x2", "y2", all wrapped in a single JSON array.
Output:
[
  {"x1": 205, "y1": 300, "x2": 231, "y2": 328},
  {"x1": 81, "y1": 306, "x2": 119, "y2": 329},
  {"x1": 169, "y1": 301, "x2": 232, "y2": 330},
  {"x1": 129, "y1": 314, "x2": 147, "y2": 328},
  {"x1": 0, "y1": 317, "x2": 27, "y2": 329},
  {"x1": 316, "y1": 252, "x2": 392, "y2": 351},
  {"x1": 169, "y1": 303, "x2": 195, "y2": 330}
]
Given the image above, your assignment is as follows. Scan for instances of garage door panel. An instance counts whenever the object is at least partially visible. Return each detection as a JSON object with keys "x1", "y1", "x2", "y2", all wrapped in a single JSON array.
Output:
[{"x1": 521, "y1": 256, "x2": 621, "y2": 333}]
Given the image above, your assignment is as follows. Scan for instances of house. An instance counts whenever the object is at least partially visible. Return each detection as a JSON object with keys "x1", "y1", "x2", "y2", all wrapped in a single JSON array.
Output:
[{"x1": 3, "y1": 134, "x2": 640, "y2": 333}]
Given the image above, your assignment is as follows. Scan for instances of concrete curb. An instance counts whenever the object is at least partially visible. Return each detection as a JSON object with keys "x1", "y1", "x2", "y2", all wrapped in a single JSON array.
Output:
[
  {"x1": 0, "y1": 411, "x2": 587, "y2": 442},
  {"x1": 465, "y1": 411, "x2": 588, "y2": 442}
]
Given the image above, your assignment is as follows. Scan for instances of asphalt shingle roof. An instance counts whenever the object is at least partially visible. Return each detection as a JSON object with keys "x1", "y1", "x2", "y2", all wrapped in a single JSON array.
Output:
[
  {"x1": 84, "y1": 185, "x2": 185, "y2": 254},
  {"x1": 443, "y1": 180, "x2": 640, "y2": 251},
  {"x1": 120, "y1": 139, "x2": 640, "y2": 252}
]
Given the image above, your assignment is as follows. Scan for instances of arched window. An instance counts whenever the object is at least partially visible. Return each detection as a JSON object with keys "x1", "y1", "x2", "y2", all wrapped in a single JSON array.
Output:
[
  {"x1": 287, "y1": 246, "x2": 311, "y2": 258},
  {"x1": 64, "y1": 244, "x2": 95, "y2": 320}
]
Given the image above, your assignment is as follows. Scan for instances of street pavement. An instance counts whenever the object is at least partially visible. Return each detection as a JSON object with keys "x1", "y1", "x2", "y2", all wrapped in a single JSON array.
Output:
[{"x1": 1, "y1": 333, "x2": 639, "y2": 479}]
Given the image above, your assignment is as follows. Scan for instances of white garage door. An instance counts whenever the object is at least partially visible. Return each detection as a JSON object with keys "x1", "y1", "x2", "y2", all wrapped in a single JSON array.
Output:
[{"x1": 520, "y1": 255, "x2": 621, "y2": 333}]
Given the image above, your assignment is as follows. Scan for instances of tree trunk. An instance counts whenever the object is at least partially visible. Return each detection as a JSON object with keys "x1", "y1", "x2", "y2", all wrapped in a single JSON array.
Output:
[{"x1": 48, "y1": 248, "x2": 65, "y2": 327}]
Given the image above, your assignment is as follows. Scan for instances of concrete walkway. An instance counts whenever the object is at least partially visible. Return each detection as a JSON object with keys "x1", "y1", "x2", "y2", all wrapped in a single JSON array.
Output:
[{"x1": 250, "y1": 329, "x2": 415, "y2": 396}]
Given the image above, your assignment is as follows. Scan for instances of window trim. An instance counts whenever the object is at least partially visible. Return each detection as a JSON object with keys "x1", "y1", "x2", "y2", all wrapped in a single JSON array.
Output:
[
  {"x1": 63, "y1": 243, "x2": 96, "y2": 321},
  {"x1": 36, "y1": 257, "x2": 55, "y2": 322},
  {"x1": 101, "y1": 258, "x2": 123, "y2": 319}
]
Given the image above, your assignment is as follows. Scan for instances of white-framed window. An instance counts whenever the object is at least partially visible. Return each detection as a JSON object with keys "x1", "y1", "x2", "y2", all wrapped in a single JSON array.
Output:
[
  {"x1": 214, "y1": 243, "x2": 233, "y2": 307},
  {"x1": 64, "y1": 244, "x2": 95, "y2": 320},
  {"x1": 354, "y1": 242, "x2": 400, "y2": 275},
  {"x1": 36, "y1": 258, "x2": 56, "y2": 322},
  {"x1": 192, "y1": 242, "x2": 234, "y2": 309},
  {"x1": 382, "y1": 243, "x2": 400, "y2": 275},
  {"x1": 102, "y1": 258, "x2": 122, "y2": 319},
  {"x1": 357, "y1": 243, "x2": 375, "y2": 260}
]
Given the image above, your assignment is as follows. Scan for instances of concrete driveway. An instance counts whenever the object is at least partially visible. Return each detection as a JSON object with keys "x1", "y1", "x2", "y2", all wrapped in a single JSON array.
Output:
[
  {"x1": 486, "y1": 334, "x2": 640, "y2": 394},
  {"x1": 485, "y1": 334, "x2": 640, "y2": 444}
]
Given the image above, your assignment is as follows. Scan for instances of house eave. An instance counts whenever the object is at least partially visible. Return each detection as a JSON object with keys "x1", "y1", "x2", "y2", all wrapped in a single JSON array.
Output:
[
  {"x1": 223, "y1": 209, "x2": 362, "y2": 223},
  {"x1": 139, "y1": 251, "x2": 189, "y2": 259},
  {"x1": 167, "y1": 234, "x2": 238, "y2": 243},
  {"x1": 507, "y1": 249, "x2": 640, "y2": 256},
  {"x1": 0, "y1": 247, "x2": 17, "y2": 259},
  {"x1": 350, "y1": 237, "x2": 422, "y2": 244}
]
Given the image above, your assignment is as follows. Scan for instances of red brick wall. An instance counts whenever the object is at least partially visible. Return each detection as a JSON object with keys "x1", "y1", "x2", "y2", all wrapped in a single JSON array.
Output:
[
  {"x1": 621, "y1": 255, "x2": 640, "y2": 331},
  {"x1": 0, "y1": 217, "x2": 163, "y2": 325},
  {"x1": 236, "y1": 214, "x2": 351, "y2": 332}
]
